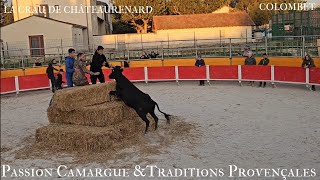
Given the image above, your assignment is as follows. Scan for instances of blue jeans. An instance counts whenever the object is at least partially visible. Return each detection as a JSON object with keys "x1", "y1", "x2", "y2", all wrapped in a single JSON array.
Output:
[{"x1": 66, "y1": 73, "x2": 73, "y2": 87}]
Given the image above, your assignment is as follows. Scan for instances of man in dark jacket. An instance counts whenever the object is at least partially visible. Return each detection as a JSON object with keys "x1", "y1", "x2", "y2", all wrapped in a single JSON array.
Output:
[
  {"x1": 258, "y1": 53, "x2": 270, "y2": 87},
  {"x1": 46, "y1": 63, "x2": 58, "y2": 93},
  {"x1": 244, "y1": 52, "x2": 256, "y2": 86},
  {"x1": 302, "y1": 54, "x2": 316, "y2": 91},
  {"x1": 90, "y1": 46, "x2": 110, "y2": 84},
  {"x1": 195, "y1": 56, "x2": 206, "y2": 86}
]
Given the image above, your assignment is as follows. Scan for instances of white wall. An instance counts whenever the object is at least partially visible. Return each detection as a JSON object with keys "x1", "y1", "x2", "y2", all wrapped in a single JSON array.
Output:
[
  {"x1": 93, "y1": 26, "x2": 253, "y2": 50},
  {"x1": 11, "y1": 0, "x2": 110, "y2": 46}
]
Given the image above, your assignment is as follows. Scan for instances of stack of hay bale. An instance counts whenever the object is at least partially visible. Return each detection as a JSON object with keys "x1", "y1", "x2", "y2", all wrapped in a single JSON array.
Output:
[{"x1": 36, "y1": 82, "x2": 146, "y2": 152}]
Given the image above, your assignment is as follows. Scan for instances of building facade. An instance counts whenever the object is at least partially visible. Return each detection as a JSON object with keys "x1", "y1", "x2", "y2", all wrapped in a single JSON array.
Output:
[{"x1": 1, "y1": 0, "x2": 112, "y2": 57}]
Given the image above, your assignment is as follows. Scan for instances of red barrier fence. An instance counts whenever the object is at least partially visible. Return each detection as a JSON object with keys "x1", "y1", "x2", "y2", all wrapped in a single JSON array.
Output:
[
  {"x1": 148, "y1": 66, "x2": 175, "y2": 81},
  {"x1": 242, "y1": 66, "x2": 271, "y2": 81},
  {"x1": 1, "y1": 65, "x2": 319, "y2": 94},
  {"x1": 274, "y1": 66, "x2": 306, "y2": 83},
  {"x1": 1, "y1": 77, "x2": 16, "y2": 94},
  {"x1": 178, "y1": 66, "x2": 207, "y2": 80},
  {"x1": 209, "y1": 66, "x2": 238, "y2": 80},
  {"x1": 18, "y1": 74, "x2": 49, "y2": 91}
]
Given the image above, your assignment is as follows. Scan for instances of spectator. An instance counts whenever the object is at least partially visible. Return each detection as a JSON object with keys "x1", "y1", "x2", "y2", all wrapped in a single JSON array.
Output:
[
  {"x1": 55, "y1": 69, "x2": 65, "y2": 90},
  {"x1": 65, "y1": 48, "x2": 76, "y2": 87},
  {"x1": 302, "y1": 54, "x2": 316, "y2": 91},
  {"x1": 243, "y1": 46, "x2": 253, "y2": 57},
  {"x1": 33, "y1": 58, "x2": 42, "y2": 67},
  {"x1": 90, "y1": 46, "x2": 110, "y2": 84},
  {"x1": 73, "y1": 53, "x2": 100, "y2": 86},
  {"x1": 258, "y1": 53, "x2": 270, "y2": 88},
  {"x1": 149, "y1": 51, "x2": 159, "y2": 58},
  {"x1": 244, "y1": 51, "x2": 256, "y2": 86},
  {"x1": 140, "y1": 52, "x2": 149, "y2": 59},
  {"x1": 46, "y1": 63, "x2": 58, "y2": 93},
  {"x1": 195, "y1": 56, "x2": 206, "y2": 86},
  {"x1": 51, "y1": 59, "x2": 58, "y2": 65}
]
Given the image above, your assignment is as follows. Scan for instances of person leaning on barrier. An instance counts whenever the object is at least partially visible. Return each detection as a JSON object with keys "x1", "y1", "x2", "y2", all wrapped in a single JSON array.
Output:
[
  {"x1": 73, "y1": 53, "x2": 100, "y2": 86},
  {"x1": 258, "y1": 53, "x2": 270, "y2": 88},
  {"x1": 302, "y1": 54, "x2": 316, "y2": 91},
  {"x1": 244, "y1": 51, "x2": 256, "y2": 87},
  {"x1": 90, "y1": 46, "x2": 110, "y2": 84},
  {"x1": 195, "y1": 56, "x2": 206, "y2": 86}
]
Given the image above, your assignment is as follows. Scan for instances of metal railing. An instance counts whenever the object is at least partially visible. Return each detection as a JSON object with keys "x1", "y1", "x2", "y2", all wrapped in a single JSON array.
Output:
[{"x1": 1, "y1": 35, "x2": 319, "y2": 70}]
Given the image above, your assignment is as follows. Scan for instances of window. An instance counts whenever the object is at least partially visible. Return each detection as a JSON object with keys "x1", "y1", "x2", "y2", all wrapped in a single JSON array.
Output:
[
  {"x1": 38, "y1": 4, "x2": 49, "y2": 18},
  {"x1": 29, "y1": 35, "x2": 45, "y2": 57},
  {"x1": 54, "y1": 5, "x2": 60, "y2": 11}
]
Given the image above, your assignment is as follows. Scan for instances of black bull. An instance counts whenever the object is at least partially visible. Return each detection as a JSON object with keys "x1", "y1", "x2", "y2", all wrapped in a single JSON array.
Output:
[{"x1": 108, "y1": 66, "x2": 170, "y2": 133}]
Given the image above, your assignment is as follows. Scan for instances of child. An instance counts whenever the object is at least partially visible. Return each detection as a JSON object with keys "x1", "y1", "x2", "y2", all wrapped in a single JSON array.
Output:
[
  {"x1": 46, "y1": 63, "x2": 58, "y2": 93},
  {"x1": 55, "y1": 69, "x2": 65, "y2": 90},
  {"x1": 258, "y1": 53, "x2": 270, "y2": 88}
]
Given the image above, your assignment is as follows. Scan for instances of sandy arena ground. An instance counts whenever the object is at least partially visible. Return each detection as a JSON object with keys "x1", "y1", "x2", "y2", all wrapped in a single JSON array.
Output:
[{"x1": 1, "y1": 81, "x2": 320, "y2": 179}]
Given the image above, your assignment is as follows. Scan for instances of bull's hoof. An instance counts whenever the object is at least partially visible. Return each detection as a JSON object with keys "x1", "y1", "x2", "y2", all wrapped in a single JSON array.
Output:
[{"x1": 109, "y1": 91, "x2": 117, "y2": 96}]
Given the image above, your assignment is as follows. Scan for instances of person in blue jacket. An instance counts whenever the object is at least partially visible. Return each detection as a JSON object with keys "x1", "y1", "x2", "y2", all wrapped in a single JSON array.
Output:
[{"x1": 65, "y1": 48, "x2": 76, "y2": 87}]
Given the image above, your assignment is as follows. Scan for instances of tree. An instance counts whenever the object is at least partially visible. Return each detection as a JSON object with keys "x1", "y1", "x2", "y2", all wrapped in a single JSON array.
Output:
[
  {"x1": 166, "y1": 0, "x2": 228, "y2": 14},
  {"x1": 113, "y1": 0, "x2": 167, "y2": 33},
  {"x1": 0, "y1": 0, "x2": 13, "y2": 26},
  {"x1": 233, "y1": 0, "x2": 304, "y2": 26}
]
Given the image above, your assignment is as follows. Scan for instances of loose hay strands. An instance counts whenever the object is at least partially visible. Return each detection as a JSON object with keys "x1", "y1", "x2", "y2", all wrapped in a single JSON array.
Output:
[
  {"x1": 50, "y1": 82, "x2": 116, "y2": 112},
  {"x1": 26, "y1": 117, "x2": 198, "y2": 164}
]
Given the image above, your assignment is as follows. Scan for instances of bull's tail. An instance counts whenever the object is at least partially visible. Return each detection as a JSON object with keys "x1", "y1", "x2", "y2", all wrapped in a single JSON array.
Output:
[{"x1": 155, "y1": 102, "x2": 171, "y2": 123}]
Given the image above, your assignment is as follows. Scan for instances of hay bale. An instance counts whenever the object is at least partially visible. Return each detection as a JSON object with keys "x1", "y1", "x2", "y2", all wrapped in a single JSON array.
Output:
[
  {"x1": 48, "y1": 101, "x2": 141, "y2": 127},
  {"x1": 50, "y1": 82, "x2": 116, "y2": 112},
  {"x1": 36, "y1": 121, "x2": 145, "y2": 152},
  {"x1": 48, "y1": 101, "x2": 122, "y2": 127}
]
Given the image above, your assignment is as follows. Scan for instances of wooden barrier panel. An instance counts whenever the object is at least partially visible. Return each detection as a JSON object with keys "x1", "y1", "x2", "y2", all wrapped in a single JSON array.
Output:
[
  {"x1": 274, "y1": 66, "x2": 306, "y2": 83},
  {"x1": 18, "y1": 74, "x2": 49, "y2": 90},
  {"x1": 1, "y1": 66, "x2": 319, "y2": 94},
  {"x1": 0, "y1": 69, "x2": 24, "y2": 78},
  {"x1": 0, "y1": 77, "x2": 15, "y2": 93},
  {"x1": 242, "y1": 66, "x2": 271, "y2": 81},
  {"x1": 122, "y1": 67, "x2": 145, "y2": 81},
  {"x1": 148, "y1": 66, "x2": 175, "y2": 80},
  {"x1": 309, "y1": 68, "x2": 320, "y2": 84},
  {"x1": 178, "y1": 66, "x2": 206, "y2": 80},
  {"x1": 102, "y1": 69, "x2": 113, "y2": 82},
  {"x1": 209, "y1": 65, "x2": 238, "y2": 80}
]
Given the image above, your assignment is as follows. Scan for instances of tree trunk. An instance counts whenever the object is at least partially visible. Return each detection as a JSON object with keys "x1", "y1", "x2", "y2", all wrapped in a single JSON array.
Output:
[
  {"x1": 131, "y1": 19, "x2": 149, "y2": 34},
  {"x1": 142, "y1": 19, "x2": 149, "y2": 34}
]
